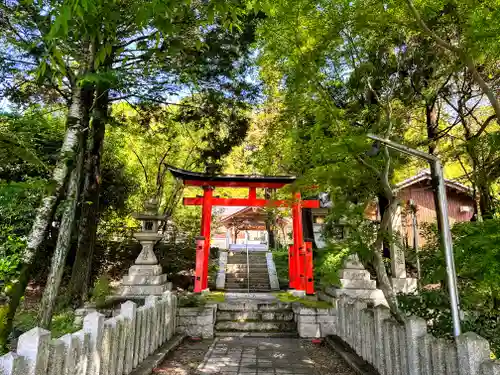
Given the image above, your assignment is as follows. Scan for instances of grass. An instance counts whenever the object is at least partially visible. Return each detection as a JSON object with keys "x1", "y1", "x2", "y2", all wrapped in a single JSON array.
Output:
[{"x1": 273, "y1": 292, "x2": 333, "y2": 309}]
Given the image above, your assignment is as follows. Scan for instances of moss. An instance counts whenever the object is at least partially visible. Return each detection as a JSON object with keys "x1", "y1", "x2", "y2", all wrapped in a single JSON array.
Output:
[
  {"x1": 204, "y1": 291, "x2": 225, "y2": 303},
  {"x1": 273, "y1": 292, "x2": 333, "y2": 309},
  {"x1": 178, "y1": 291, "x2": 225, "y2": 307}
]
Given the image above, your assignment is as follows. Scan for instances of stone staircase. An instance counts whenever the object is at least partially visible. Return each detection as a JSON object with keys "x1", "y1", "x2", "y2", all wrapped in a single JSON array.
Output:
[
  {"x1": 225, "y1": 252, "x2": 271, "y2": 292},
  {"x1": 215, "y1": 302, "x2": 297, "y2": 337}
]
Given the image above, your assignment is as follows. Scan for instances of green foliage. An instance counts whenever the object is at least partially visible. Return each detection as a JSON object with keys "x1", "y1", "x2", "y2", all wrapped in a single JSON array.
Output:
[
  {"x1": 90, "y1": 275, "x2": 114, "y2": 308},
  {"x1": 399, "y1": 290, "x2": 500, "y2": 357},
  {"x1": 0, "y1": 112, "x2": 64, "y2": 181},
  {"x1": 178, "y1": 292, "x2": 207, "y2": 308},
  {"x1": 418, "y1": 219, "x2": 500, "y2": 308},
  {"x1": 399, "y1": 219, "x2": 500, "y2": 356},
  {"x1": 314, "y1": 247, "x2": 350, "y2": 287},
  {"x1": 13, "y1": 308, "x2": 80, "y2": 339},
  {"x1": 0, "y1": 180, "x2": 47, "y2": 290},
  {"x1": 271, "y1": 249, "x2": 288, "y2": 283}
]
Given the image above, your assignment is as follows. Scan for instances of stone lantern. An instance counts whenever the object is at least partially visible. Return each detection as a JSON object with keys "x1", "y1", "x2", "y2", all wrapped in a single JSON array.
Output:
[{"x1": 120, "y1": 199, "x2": 172, "y2": 296}]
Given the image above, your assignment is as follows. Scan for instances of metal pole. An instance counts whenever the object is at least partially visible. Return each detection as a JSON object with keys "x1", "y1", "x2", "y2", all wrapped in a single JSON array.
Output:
[
  {"x1": 367, "y1": 134, "x2": 462, "y2": 337},
  {"x1": 431, "y1": 160, "x2": 462, "y2": 337},
  {"x1": 245, "y1": 230, "x2": 250, "y2": 293}
]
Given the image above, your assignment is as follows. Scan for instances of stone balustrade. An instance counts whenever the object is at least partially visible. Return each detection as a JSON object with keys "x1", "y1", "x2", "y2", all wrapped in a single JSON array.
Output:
[
  {"x1": 337, "y1": 295, "x2": 500, "y2": 375},
  {"x1": 0, "y1": 291, "x2": 178, "y2": 375},
  {"x1": 293, "y1": 304, "x2": 337, "y2": 338},
  {"x1": 176, "y1": 305, "x2": 217, "y2": 339}
]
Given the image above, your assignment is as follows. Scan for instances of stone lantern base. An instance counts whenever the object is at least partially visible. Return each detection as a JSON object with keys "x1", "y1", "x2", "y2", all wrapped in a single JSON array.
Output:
[{"x1": 118, "y1": 234, "x2": 172, "y2": 297}]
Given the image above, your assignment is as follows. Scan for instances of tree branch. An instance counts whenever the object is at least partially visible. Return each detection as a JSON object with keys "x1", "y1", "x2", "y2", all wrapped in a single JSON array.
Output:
[
  {"x1": 131, "y1": 149, "x2": 149, "y2": 183},
  {"x1": 406, "y1": 0, "x2": 500, "y2": 123}
]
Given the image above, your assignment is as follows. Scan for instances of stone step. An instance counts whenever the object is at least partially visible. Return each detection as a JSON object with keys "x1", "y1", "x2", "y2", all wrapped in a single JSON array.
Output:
[
  {"x1": 226, "y1": 262, "x2": 268, "y2": 267},
  {"x1": 225, "y1": 283, "x2": 271, "y2": 289},
  {"x1": 225, "y1": 280, "x2": 270, "y2": 285},
  {"x1": 215, "y1": 321, "x2": 296, "y2": 332},
  {"x1": 227, "y1": 258, "x2": 267, "y2": 263},
  {"x1": 217, "y1": 311, "x2": 294, "y2": 322},
  {"x1": 217, "y1": 302, "x2": 292, "y2": 311},
  {"x1": 215, "y1": 331, "x2": 298, "y2": 338},
  {"x1": 225, "y1": 288, "x2": 272, "y2": 293},
  {"x1": 226, "y1": 277, "x2": 269, "y2": 282},
  {"x1": 226, "y1": 265, "x2": 268, "y2": 271},
  {"x1": 226, "y1": 272, "x2": 269, "y2": 279}
]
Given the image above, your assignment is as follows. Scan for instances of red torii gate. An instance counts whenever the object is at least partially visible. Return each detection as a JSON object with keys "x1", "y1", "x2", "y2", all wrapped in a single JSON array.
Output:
[{"x1": 168, "y1": 166, "x2": 319, "y2": 294}]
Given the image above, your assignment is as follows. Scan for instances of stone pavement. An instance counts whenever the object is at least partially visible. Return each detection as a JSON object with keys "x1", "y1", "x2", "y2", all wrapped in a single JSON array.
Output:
[{"x1": 196, "y1": 337, "x2": 356, "y2": 375}]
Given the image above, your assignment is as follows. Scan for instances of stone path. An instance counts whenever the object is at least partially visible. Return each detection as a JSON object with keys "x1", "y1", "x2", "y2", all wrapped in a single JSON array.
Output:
[
  {"x1": 153, "y1": 338, "x2": 214, "y2": 374},
  {"x1": 196, "y1": 337, "x2": 356, "y2": 375}
]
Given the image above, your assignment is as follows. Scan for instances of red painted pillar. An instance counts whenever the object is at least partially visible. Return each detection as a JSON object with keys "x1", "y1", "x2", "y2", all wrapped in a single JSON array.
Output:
[
  {"x1": 194, "y1": 237, "x2": 205, "y2": 293},
  {"x1": 288, "y1": 244, "x2": 296, "y2": 289},
  {"x1": 291, "y1": 192, "x2": 304, "y2": 290},
  {"x1": 304, "y1": 240, "x2": 315, "y2": 294},
  {"x1": 200, "y1": 186, "x2": 213, "y2": 291}
]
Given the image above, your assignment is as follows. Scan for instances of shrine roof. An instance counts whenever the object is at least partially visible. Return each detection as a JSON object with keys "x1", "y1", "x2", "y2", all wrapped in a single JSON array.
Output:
[{"x1": 167, "y1": 165, "x2": 296, "y2": 188}]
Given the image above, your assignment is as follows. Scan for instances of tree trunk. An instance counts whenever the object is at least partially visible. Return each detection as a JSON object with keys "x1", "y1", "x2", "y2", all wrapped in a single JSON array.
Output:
[
  {"x1": 477, "y1": 178, "x2": 495, "y2": 219},
  {"x1": 37, "y1": 126, "x2": 86, "y2": 328},
  {"x1": 371, "y1": 198, "x2": 404, "y2": 322},
  {"x1": 426, "y1": 100, "x2": 446, "y2": 234},
  {"x1": 68, "y1": 86, "x2": 109, "y2": 306},
  {"x1": 0, "y1": 85, "x2": 85, "y2": 351}
]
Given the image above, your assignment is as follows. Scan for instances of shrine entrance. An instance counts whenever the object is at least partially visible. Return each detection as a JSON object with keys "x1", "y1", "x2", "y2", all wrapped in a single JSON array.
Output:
[{"x1": 167, "y1": 166, "x2": 319, "y2": 294}]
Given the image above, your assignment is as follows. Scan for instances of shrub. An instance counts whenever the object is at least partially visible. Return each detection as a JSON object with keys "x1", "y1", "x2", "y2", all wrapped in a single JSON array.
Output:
[{"x1": 90, "y1": 274, "x2": 114, "y2": 308}]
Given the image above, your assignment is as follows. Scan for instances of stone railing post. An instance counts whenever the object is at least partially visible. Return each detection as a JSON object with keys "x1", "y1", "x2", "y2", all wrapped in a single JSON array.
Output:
[
  {"x1": 163, "y1": 291, "x2": 174, "y2": 341},
  {"x1": 16, "y1": 327, "x2": 51, "y2": 375},
  {"x1": 353, "y1": 300, "x2": 367, "y2": 354},
  {"x1": 0, "y1": 353, "x2": 23, "y2": 375},
  {"x1": 100, "y1": 319, "x2": 112, "y2": 375},
  {"x1": 336, "y1": 296, "x2": 346, "y2": 340},
  {"x1": 47, "y1": 338, "x2": 65, "y2": 375},
  {"x1": 389, "y1": 322, "x2": 401, "y2": 375},
  {"x1": 404, "y1": 316, "x2": 426, "y2": 375},
  {"x1": 115, "y1": 316, "x2": 126, "y2": 375},
  {"x1": 481, "y1": 360, "x2": 500, "y2": 375},
  {"x1": 431, "y1": 338, "x2": 446, "y2": 375},
  {"x1": 137, "y1": 306, "x2": 147, "y2": 362},
  {"x1": 418, "y1": 334, "x2": 433, "y2": 375},
  {"x1": 445, "y1": 342, "x2": 459, "y2": 375},
  {"x1": 120, "y1": 300, "x2": 137, "y2": 372},
  {"x1": 457, "y1": 332, "x2": 490, "y2": 375},
  {"x1": 84, "y1": 312, "x2": 105, "y2": 375},
  {"x1": 374, "y1": 305, "x2": 391, "y2": 375},
  {"x1": 145, "y1": 295, "x2": 158, "y2": 354}
]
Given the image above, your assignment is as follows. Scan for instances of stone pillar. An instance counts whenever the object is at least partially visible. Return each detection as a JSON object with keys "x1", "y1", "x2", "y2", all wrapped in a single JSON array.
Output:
[
  {"x1": 47, "y1": 339, "x2": 65, "y2": 375},
  {"x1": 457, "y1": 332, "x2": 490, "y2": 375},
  {"x1": 120, "y1": 200, "x2": 171, "y2": 296},
  {"x1": 84, "y1": 312, "x2": 105, "y2": 375},
  {"x1": 404, "y1": 316, "x2": 427, "y2": 375},
  {"x1": 418, "y1": 334, "x2": 433, "y2": 375},
  {"x1": 374, "y1": 305, "x2": 391, "y2": 374},
  {"x1": 0, "y1": 353, "x2": 23, "y2": 375},
  {"x1": 481, "y1": 361, "x2": 500, "y2": 375},
  {"x1": 17, "y1": 327, "x2": 51, "y2": 375},
  {"x1": 389, "y1": 204, "x2": 406, "y2": 279}
]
